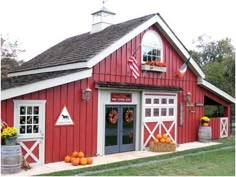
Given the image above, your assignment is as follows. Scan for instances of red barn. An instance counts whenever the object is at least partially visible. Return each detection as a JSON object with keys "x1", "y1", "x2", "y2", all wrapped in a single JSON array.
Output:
[{"x1": 1, "y1": 8, "x2": 235, "y2": 165}]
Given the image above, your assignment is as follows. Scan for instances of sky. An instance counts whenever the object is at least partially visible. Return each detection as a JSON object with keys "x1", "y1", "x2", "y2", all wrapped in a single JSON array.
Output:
[{"x1": 1, "y1": 0, "x2": 236, "y2": 61}]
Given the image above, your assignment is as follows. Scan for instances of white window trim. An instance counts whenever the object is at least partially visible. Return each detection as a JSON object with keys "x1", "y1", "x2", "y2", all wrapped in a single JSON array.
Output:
[{"x1": 141, "y1": 30, "x2": 163, "y2": 63}]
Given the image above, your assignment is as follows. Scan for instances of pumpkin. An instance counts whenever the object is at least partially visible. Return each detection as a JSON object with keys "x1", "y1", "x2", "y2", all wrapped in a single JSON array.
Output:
[
  {"x1": 156, "y1": 133, "x2": 162, "y2": 140},
  {"x1": 72, "y1": 151, "x2": 78, "y2": 158},
  {"x1": 71, "y1": 158, "x2": 80, "y2": 166},
  {"x1": 64, "y1": 155, "x2": 71, "y2": 163},
  {"x1": 162, "y1": 133, "x2": 168, "y2": 139},
  {"x1": 160, "y1": 138, "x2": 166, "y2": 143},
  {"x1": 154, "y1": 138, "x2": 159, "y2": 144},
  {"x1": 203, "y1": 123, "x2": 209, "y2": 127},
  {"x1": 165, "y1": 137, "x2": 171, "y2": 144},
  {"x1": 78, "y1": 151, "x2": 85, "y2": 158},
  {"x1": 87, "y1": 157, "x2": 93, "y2": 164},
  {"x1": 80, "y1": 157, "x2": 87, "y2": 165}
]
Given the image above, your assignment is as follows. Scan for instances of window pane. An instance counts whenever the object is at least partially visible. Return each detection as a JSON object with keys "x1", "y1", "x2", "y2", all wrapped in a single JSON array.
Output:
[
  {"x1": 169, "y1": 99, "x2": 174, "y2": 104},
  {"x1": 33, "y1": 125, "x2": 39, "y2": 133},
  {"x1": 154, "y1": 99, "x2": 159, "y2": 104},
  {"x1": 145, "y1": 98, "x2": 151, "y2": 104},
  {"x1": 20, "y1": 126, "x2": 26, "y2": 134},
  {"x1": 161, "y1": 108, "x2": 167, "y2": 116},
  {"x1": 20, "y1": 116, "x2": 26, "y2": 124},
  {"x1": 27, "y1": 116, "x2": 32, "y2": 124},
  {"x1": 145, "y1": 108, "x2": 151, "y2": 117},
  {"x1": 33, "y1": 116, "x2": 39, "y2": 124},
  {"x1": 27, "y1": 107, "x2": 32, "y2": 114},
  {"x1": 27, "y1": 125, "x2": 32, "y2": 133},
  {"x1": 161, "y1": 98, "x2": 167, "y2": 104},
  {"x1": 153, "y1": 108, "x2": 159, "y2": 116},
  {"x1": 20, "y1": 107, "x2": 26, "y2": 114},
  {"x1": 169, "y1": 108, "x2": 174, "y2": 116},
  {"x1": 34, "y1": 107, "x2": 39, "y2": 114}
]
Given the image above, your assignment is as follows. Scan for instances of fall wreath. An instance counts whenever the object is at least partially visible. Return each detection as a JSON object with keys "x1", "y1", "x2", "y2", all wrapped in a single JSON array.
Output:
[
  {"x1": 107, "y1": 110, "x2": 118, "y2": 124},
  {"x1": 124, "y1": 109, "x2": 134, "y2": 123}
]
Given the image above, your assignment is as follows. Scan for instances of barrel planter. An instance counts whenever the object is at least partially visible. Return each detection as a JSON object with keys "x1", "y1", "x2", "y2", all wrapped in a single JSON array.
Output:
[
  {"x1": 198, "y1": 126, "x2": 212, "y2": 143},
  {"x1": 1, "y1": 145, "x2": 22, "y2": 174}
]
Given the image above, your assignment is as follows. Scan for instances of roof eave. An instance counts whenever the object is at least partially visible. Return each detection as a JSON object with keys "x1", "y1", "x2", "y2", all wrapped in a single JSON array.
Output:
[{"x1": 197, "y1": 77, "x2": 235, "y2": 104}]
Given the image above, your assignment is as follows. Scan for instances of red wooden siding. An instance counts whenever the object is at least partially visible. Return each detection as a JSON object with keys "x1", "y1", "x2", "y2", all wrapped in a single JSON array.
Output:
[{"x1": 1, "y1": 79, "x2": 97, "y2": 163}]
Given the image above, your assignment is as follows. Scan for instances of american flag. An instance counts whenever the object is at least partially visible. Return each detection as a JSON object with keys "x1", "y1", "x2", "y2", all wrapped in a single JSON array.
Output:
[{"x1": 128, "y1": 56, "x2": 140, "y2": 79}]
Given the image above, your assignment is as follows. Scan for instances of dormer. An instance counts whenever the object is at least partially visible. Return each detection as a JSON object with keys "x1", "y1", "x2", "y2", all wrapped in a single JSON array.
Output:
[{"x1": 91, "y1": 6, "x2": 115, "y2": 34}]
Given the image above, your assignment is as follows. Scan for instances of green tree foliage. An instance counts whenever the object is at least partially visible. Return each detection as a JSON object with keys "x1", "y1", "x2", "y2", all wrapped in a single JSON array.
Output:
[
  {"x1": 1, "y1": 35, "x2": 25, "y2": 78},
  {"x1": 190, "y1": 35, "x2": 235, "y2": 97}
]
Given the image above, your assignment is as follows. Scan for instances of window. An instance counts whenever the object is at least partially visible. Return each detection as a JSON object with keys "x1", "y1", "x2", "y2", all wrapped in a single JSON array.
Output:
[
  {"x1": 14, "y1": 100, "x2": 46, "y2": 137},
  {"x1": 142, "y1": 30, "x2": 163, "y2": 63}
]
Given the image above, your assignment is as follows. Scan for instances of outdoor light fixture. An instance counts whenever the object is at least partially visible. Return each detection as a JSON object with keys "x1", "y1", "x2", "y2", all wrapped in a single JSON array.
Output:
[
  {"x1": 82, "y1": 87, "x2": 92, "y2": 101},
  {"x1": 184, "y1": 91, "x2": 192, "y2": 102}
]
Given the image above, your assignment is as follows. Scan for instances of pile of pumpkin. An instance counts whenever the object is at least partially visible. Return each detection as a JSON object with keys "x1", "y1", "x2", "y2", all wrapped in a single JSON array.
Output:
[
  {"x1": 152, "y1": 133, "x2": 172, "y2": 144},
  {"x1": 64, "y1": 151, "x2": 93, "y2": 166},
  {"x1": 149, "y1": 133, "x2": 176, "y2": 152}
]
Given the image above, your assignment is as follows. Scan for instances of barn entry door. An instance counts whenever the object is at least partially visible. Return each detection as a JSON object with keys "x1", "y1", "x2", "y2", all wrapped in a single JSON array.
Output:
[
  {"x1": 142, "y1": 93, "x2": 177, "y2": 149},
  {"x1": 105, "y1": 105, "x2": 136, "y2": 154},
  {"x1": 14, "y1": 100, "x2": 46, "y2": 165}
]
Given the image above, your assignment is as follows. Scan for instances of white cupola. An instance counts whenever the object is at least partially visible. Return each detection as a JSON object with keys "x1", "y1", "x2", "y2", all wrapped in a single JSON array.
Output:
[{"x1": 91, "y1": 6, "x2": 115, "y2": 33}]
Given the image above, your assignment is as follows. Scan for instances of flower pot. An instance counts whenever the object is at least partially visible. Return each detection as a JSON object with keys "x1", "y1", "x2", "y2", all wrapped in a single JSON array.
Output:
[{"x1": 5, "y1": 136, "x2": 17, "y2": 146}]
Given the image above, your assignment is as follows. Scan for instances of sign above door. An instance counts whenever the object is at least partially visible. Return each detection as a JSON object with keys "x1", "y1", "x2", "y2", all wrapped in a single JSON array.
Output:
[{"x1": 110, "y1": 93, "x2": 132, "y2": 102}]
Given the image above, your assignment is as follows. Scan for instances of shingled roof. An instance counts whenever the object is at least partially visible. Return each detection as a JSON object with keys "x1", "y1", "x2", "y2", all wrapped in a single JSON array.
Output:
[{"x1": 10, "y1": 14, "x2": 156, "y2": 73}]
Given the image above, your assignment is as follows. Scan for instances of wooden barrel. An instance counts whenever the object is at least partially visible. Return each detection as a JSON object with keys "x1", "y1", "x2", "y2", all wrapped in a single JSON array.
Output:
[
  {"x1": 198, "y1": 126, "x2": 212, "y2": 143},
  {"x1": 1, "y1": 145, "x2": 22, "y2": 174}
]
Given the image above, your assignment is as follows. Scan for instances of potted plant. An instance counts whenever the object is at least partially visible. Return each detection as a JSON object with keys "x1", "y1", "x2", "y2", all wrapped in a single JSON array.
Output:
[
  {"x1": 200, "y1": 116, "x2": 210, "y2": 126},
  {"x1": 1, "y1": 125, "x2": 18, "y2": 146},
  {"x1": 198, "y1": 116, "x2": 212, "y2": 143},
  {"x1": 141, "y1": 61, "x2": 167, "y2": 72}
]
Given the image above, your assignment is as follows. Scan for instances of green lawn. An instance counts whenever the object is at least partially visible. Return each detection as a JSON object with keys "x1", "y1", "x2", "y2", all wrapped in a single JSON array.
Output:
[{"x1": 37, "y1": 136, "x2": 235, "y2": 176}]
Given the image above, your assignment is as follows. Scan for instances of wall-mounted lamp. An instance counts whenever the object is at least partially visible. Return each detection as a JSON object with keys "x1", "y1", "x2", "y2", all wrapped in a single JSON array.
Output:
[
  {"x1": 82, "y1": 87, "x2": 92, "y2": 101},
  {"x1": 184, "y1": 91, "x2": 192, "y2": 102}
]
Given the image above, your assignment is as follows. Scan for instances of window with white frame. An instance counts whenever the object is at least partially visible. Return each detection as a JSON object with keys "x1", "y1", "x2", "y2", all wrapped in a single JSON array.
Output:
[
  {"x1": 142, "y1": 30, "x2": 163, "y2": 63},
  {"x1": 143, "y1": 94, "x2": 176, "y2": 120},
  {"x1": 14, "y1": 100, "x2": 46, "y2": 136}
]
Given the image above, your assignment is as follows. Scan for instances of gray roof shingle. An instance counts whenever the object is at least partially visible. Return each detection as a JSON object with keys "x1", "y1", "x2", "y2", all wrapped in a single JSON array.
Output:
[{"x1": 10, "y1": 13, "x2": 156, "y2": 73}]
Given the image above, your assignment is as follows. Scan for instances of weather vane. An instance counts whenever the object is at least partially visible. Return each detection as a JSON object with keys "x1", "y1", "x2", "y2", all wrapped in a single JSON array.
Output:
[{"x1": 101, "y1": 0, "x2": 108, "y2": 6}]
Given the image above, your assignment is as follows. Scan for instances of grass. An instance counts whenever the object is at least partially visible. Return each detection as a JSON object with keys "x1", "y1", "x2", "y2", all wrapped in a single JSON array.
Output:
[{"x1": 36, "y1": 136, "x2": 235, "y2": 176}]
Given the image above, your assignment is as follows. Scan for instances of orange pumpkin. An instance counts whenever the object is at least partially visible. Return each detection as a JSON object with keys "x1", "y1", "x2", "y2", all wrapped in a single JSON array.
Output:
[
  {"x1": 154, "y1": 138, "x2": 159, "y2": 144},
  {"x1": 156, "y1": 133, "x2": 162, "y2": 140},
  {"x1": 165, "y1": 137, "x2": 171, "y2": 144},
  {"x1": 160, "y1": 138, "x2": 166, "y2": 143},
  {"x1": 162, "y1": 133, "x2": 168, "y2": 139},
  {"x1": 87, "y1": 157, "x2": 93, "y2": 164},
  {"x1": 80, "y1": 157, "x2": 87, "y2": 165},
  {"x1": 72, "y1": 151, "x2": 78, "y2": 158},
  {"x1": 203, "y1": 123, "x2": 209, "y2": 127},
  {"x1": 78, "y1": 151, "x2": 85, "y2": 158},
  {"x1": 64, "y1": 155, "x2": 71, "y2": 163},
  {"x1": 71, "y1": 158, "x2": 80, "y2": 166}
]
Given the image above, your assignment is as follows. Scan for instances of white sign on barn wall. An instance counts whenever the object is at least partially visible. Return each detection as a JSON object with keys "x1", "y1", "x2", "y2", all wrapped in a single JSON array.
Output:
[{"x1": 55, "y1": 106, "x2": 74, "y2": 126}]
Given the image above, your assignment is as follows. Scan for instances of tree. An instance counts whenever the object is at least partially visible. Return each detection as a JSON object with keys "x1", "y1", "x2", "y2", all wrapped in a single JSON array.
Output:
[
  {"x1": 190, "y1": 35, "x2": 235, "y2": 97},
  {"x1": 1, "y1": 35, "x2": 25, "y2": 78}
]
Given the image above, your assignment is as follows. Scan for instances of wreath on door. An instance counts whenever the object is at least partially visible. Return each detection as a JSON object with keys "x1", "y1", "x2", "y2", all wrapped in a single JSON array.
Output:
[
  {"x1": 107, "y1": 110, "x2": 118, "y2": 124},
  {"x1": 124, "y1": 109, "x2": 134, "y2": 123}
]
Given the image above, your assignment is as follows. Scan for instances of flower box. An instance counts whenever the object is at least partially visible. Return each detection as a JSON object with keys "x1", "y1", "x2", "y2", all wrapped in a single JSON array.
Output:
[
  {"x1": 149, "y1": 141, "x2": 176, "y2": 152},
  {"x1": 141, "y1": 64, "x2": 167, "y2": 72}
]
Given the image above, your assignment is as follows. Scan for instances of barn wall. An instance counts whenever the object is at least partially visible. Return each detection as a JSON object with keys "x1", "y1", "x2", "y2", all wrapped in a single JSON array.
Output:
[
  {"x1": 1, "y1": 24, "x2": 232, "y2": 164},
  {"x1": 1, "y1": 78, "x2": 98, "y2": 163}
]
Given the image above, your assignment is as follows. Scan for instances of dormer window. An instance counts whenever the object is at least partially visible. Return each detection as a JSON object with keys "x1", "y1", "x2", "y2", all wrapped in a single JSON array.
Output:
[{"x1": 142, "y1": 30, "x2": 163, "y2": 63}]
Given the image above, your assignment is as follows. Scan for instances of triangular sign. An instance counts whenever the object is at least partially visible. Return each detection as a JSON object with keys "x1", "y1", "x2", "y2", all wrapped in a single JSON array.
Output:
[{"x1": 56, "y1": 106, "x2": 74, "y2": 126}]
